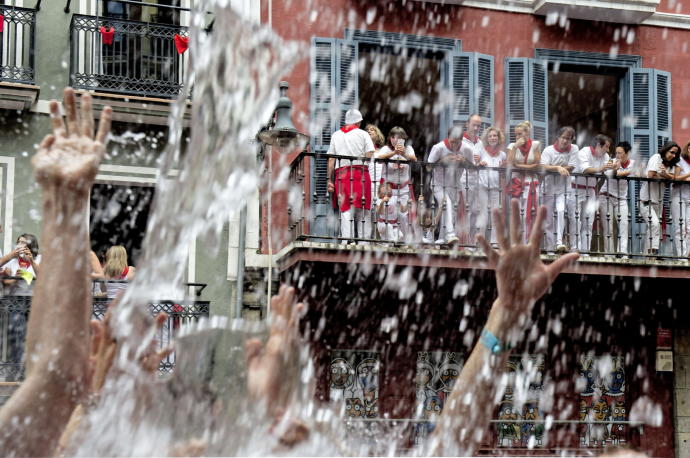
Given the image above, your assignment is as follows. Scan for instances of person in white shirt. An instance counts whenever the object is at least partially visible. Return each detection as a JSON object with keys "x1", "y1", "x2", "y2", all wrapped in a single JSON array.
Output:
[
  {"x1": 506, "y1": 121, "x2": 542, "y2": 242},
  {"x1": 540, "y1": 127, "x2": 579, "y2": 252},
  {"x1": 427, "y1": 126, "x2": 466, "y2": 244},
  {"x1": 674, "y1": 141, "x2": 690, "y2": 257},
  {"x1": 375, "y1": 126, "x2": 417, "y2": 241},
  {"x1": 326, "y1": 109, "x2": 376, "y2": 244},
  {"x1": 598, "y1": 141, "x2": 635, "y2": 256},
  {"x1": 476, "y1": 127, "x2": 506, "y2": 245},
  {"x1": 572, "y1": 134, "x2": 613, "y2": 253},
  {"x1": 376, "y1": 182, "x2": 402, "y2": 243},
  {"x1": 2, "y1": 233, "x2": 41, "y2": 296},
  {"x1": 460, "y1": 114, "x2": 484, "y2": 244},
  {"x1": 365, "y1": 124, "x2": 385, "y2": 206},
  {"x1": 639, "y1": 141, "x2": 681, "y2": 255}
]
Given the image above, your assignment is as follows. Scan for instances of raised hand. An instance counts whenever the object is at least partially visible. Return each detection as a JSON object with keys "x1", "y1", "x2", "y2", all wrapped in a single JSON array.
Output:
[
  {"x1": 245, "y1": 285, "x2": 303, "y2": 416},
  {"x1": 476, "y1": 199, "x2": 579, "y2": 319},
  {"x1": 32, "y1": 88, "x2": 112, "y2": 195}
]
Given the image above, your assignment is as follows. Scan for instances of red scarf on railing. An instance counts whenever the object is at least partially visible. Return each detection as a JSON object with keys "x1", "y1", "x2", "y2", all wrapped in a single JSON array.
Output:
[
  {"x1": 0, "y1": 14, "x2": 5, "y2": 33},
  {"x1": 174, "y1": 34, "x2": 189, "y2": 54},
  {"x1": 99, "y1": 26, "x2": 115, "y2": 45},
  {"x1": 341, "y1": 124, "x2": 358, "y2": 133}
]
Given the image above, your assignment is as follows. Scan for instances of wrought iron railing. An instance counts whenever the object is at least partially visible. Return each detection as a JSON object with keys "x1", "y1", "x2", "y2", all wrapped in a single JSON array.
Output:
[
  {"x1": 0, "y1": 5, "x2": 36, "y2": 84},
  {"x1": 288, "y1": 151, "x2": 690, "y2": 260},
  {"x1": 0, "y1": 292, "x2": 209, "y2": 381},
  {"x1": 69, "y1": 14, "x2": 189, "y2": 98}
]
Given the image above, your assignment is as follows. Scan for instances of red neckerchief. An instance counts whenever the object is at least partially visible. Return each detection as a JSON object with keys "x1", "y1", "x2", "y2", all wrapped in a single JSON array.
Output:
[
  {"x1": 463, "y1": 132, "x2": 478, "y2": 144},
  {"x1": 341, "y1": 124, "x2": 358, "y2": 133},
  {"x1": 553, "y1": 142, "x2": 570, "y2": 154},
  {"x1": 99, "y1": 26, "x2": 115, "y2": 45},
  {"x1": 620, "y1": 160, "x2": 630, "y2": 169},
  {"x1": 443, "y1": 138, "x2": 460, "y2": 153},
  {"x1": 174, "y1": 34, "x2": 189, "y2": 54},
  {"x1": 518, "y1": 139, "x2": 533, "y2": 155},
  {"x1": 18, "y1": 258, "x2": 31, "y2": 270},
  {"x1": 485, "y1": 144, "x2": 501, "y2": 157}
]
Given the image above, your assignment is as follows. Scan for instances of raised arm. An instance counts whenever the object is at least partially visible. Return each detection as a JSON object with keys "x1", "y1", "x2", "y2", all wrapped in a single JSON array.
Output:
[
  {"x1": 430, "y1": 199, "x2": 579, "y2": 455},
  {"x1": 0, "y1": 88, "x2": 112, "y2": 457}
]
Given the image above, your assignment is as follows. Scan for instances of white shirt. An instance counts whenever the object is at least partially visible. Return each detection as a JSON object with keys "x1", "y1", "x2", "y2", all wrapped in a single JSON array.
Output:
[
  {"x1": 477, "y1": 146, "x2": 506, "y2": 189},
  {"x1": 640, "y1": 154, "x2": 664, "y2": 203},
  {"x1": 508, "y1": 140, "x2": 541, "y2": 183},
  {"x1": 461, "y1": 136, "x2": 482, "y2": 187},
  {"x1": 676, "y1": 158, "x2": 690, "y2": 201},
  {"x1": 601, "y1": 159, "x2": 635, "y2": 199},
  {"x1": 540, "y1": 143, "x2": 579, "y2": 195},
  {"x1": 2, "y1": 255, "x2": 42, "y2": 295},
  {"x1": 573, "y1": 146, "x2": 610, "y2": 188},
  {"x1": 327, "y1": 128, "x2": 375, "y2": 168},
  {"x1": 428, "y1": 140, "x2": 463, "y2": 189},
  {"x1": 375, "y1": 145, "x2": 415, "y2": 185}
]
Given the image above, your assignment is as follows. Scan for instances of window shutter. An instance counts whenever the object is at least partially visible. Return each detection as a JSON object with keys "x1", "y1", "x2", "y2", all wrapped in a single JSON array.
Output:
[
  {"x1": 475, "y1": 53, "x2": 495, "y2": 131},
  {"x1": 336, "y1": 39, "x2": 359, "y2": 128},
  {"x1": 529, "y1": 59, "x2": 548, "y2": 147},
  {"x1": 630, "y1": 68, "x2": 653, "y2": 162},
  {"x1": 444, "y1": 52, "x2": 494, "y2": 136},
  {"x1": 310, "y1": 37, "x2": 336, "y2": 237},
  {"x1": 504, "y1": 58, "x2": 529, "y2": 144},
  {"x1": 654, "y1": 70, "x2": 672, "y2": 150}
]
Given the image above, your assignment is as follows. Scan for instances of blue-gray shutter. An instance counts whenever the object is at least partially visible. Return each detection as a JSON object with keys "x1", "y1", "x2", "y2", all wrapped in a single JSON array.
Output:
[
  {"x1": 310, "y1": 37, "x2": 336, "y2": 237},
  {"x1": 504, "y1": 58, "x2": 548, "y2": 145},
  {"x1": 445, "y1": 51, "x2": 494, "y2": 136},
  {"x1": 504, "y1": 58, "x2": 529, "y2": 144},
  {"x1": 630, "y1": 69, "x2": 653, "y2": 162},
  {"x1": 336, "y1": 40, "x2": 359, "y2": 129},
  {"x1": 654, "y1": 70, "x2": 672, "y2": 150},
  {"x1": 529, "y1": 59, "x2": 548, "y2": 147}
]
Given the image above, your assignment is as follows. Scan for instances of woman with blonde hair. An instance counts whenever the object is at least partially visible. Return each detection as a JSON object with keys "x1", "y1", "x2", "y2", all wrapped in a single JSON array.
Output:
[
  {"x1": 506, "y1": 121, "x2": 542, "y2": 241},
  {"x1": 104, "y1": 245, "x2": 135, "y2": 298},
  {"x1": 476, "y1": 127, "x2": 507, "y2": 245},
  {"x1": 366, "y1": 124, "x2": 386, "y2": 238}
]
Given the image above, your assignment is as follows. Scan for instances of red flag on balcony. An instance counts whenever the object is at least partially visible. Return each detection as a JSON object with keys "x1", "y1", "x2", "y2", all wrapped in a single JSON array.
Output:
[
  {"x1": 0, "y1": 14, "x2": 5, "y2": 33},
  {"x1": 174, "y1": 34, "x2": 189, "y2": 54},
  {"x1": 100, "y1": 26, "x2": 115, "y2": 45}
]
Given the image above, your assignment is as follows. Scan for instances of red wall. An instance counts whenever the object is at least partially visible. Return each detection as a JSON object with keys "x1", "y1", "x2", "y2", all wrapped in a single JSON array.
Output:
[
  {"x1": 658, "y1": 0, "x2": 690, "y2": 14},
  {"x1": 261, "y1": 0, "x2": 690, "y2": 252}
]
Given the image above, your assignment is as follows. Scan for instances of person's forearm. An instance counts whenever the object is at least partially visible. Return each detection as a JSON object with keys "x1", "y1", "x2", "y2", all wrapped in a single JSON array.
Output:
[
  {"x1": 0, "y1": 187, "x2": 92, "y2": 456},
  {"x1": 0, "y1": 253, "x2": 13, "y2": 267},
  {"x1": 432, "y1": 299, "x2": 516, "y2": 455},
  {"x1": 583, "y1": 167, "x2": 601, "y2": 174},
  {"x1": 327, "y1": 158, "x2": 335, "y2": 182}
]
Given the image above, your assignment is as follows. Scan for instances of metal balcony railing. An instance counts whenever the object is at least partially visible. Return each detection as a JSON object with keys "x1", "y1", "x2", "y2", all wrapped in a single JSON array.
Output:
[
  {"x1": 288, "y1": 152, "x2": 690, "y2": 260},
  {"x1": 0, "y1": 5, "x2": 36, "y2": 84},
  {"x1": 0, "y1": 291, "x2": 209, "y2": 381},
  {"x1": 69, "y1": 14, "x2": 188, "y2": 98}
]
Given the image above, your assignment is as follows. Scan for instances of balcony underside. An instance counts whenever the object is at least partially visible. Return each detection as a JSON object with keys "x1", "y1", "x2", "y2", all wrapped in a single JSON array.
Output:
[
  {"x1": 0, "y1": 81, "x2": 39, "y2": 110},
  {"x1": 276, "y1": 241, "x2": 690, "y2": 279}
]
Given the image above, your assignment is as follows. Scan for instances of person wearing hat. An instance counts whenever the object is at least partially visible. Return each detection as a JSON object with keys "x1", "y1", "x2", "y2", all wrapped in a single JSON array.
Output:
[{"x1": 327, "y1": 109, "x2": 376, "y2": 243}]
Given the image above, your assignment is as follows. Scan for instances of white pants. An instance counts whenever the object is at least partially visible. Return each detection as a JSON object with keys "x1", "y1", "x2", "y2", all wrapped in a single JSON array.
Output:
[
  {"x1": 572, "y1": 188, "x2": 598, "y2": 252},
  {"x1": 377, "y1": 222, "x2": 402, "y2": 242},
  {"x1": 433, "y1": 185, "x2": 458, "y2": 240},
  {"x1": 340, "y1": 207, "x2": 372, "y2": 243},
  {"x1": 542, "y1": 193, "x2": 577, "y2": 250},
  {"x1": 477, "y1": 187, "x2": 502, "y2": 244},
  {"x1": 672, "y1": 197, "x2": 690, "y2": 257},
  {"x1": 598, "y1": 195, "x2": 630, "y2": 254},
  {"x1": 639, "y1": 201, "x2": 661, "y2": 251},
  {"x1": 390, "y1": 184, "x2": 411, "y2": 241}
]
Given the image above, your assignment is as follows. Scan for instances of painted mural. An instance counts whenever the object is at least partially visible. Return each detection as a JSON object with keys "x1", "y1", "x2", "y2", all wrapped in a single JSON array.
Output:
[
  {"x1": 578, "y1": 355, "x2": 627, "y2": 447},
  {"x1": 329, "y1": 350, "x2": 381, "y2": 419}
]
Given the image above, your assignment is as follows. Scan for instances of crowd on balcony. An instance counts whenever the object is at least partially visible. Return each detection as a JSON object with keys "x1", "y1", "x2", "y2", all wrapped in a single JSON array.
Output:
[{"x1": 325, "y1": 109, "x2": 690, "y2": 258}]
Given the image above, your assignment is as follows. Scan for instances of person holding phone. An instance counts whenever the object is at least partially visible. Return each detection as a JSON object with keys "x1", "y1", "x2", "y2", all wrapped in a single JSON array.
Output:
[{"x1": 374, "y1": 126, "x2": 417, "y2": 242}]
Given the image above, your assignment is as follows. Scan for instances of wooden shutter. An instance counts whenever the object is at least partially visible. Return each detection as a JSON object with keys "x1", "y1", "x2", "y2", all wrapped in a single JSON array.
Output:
[
  {"x1": 529, "y1": 59, "x2": 548, "y2": 147},
  {"x1": 445, "y1": 51, "x2": 494, "y2": 136},
  {"x1": 654, "y1": 70, "x2": 672, "y2": 150},
  {"x1": 504, "y1": 58, "x2": 529, "y2": 144},
  {"x1": 475, "y1": 53, "x2": 495, "y2": 132}
]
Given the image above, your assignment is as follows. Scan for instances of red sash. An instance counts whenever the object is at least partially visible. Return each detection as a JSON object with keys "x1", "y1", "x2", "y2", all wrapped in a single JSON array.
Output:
[{"x1": 332, "y1": 165, "x2": 372, "y2": 212}]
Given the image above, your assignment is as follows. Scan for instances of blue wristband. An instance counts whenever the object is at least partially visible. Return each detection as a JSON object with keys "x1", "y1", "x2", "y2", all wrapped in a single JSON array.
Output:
[{"x1": 480, "y1": 328, "x2": 508, "y2": 355}]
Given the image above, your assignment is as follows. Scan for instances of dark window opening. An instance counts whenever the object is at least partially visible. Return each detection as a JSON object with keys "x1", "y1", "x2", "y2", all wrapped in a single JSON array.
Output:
[
  {"x1": 90, "y1": 183, "x2": 155, "y2": 267},
  {"x1": 548, "y1": 64, "x2": 624, "y2": 145},
  {"x1": 102, "y1": 0, "x2": 181, "y2": 24}
]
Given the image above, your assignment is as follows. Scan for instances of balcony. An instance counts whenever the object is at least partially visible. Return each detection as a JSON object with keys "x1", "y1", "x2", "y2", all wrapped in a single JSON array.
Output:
[
  {"x1": 69, "y1": 14, "x2": 190, "y2": 124},
  {"x1": 0, "y1": 4, "x2": 39, "y2": 109},
  {"x1": 281, "y1": 152, "x2": 690, "y2": 280},
  {"x1": 0, "y1": 289, "x2": 210, "y2": 383}
]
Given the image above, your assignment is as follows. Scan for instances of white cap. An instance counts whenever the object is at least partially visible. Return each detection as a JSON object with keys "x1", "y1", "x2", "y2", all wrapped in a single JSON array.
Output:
[{"x1": 344, "y1": 109, "x2": 363, "y2": 125}]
